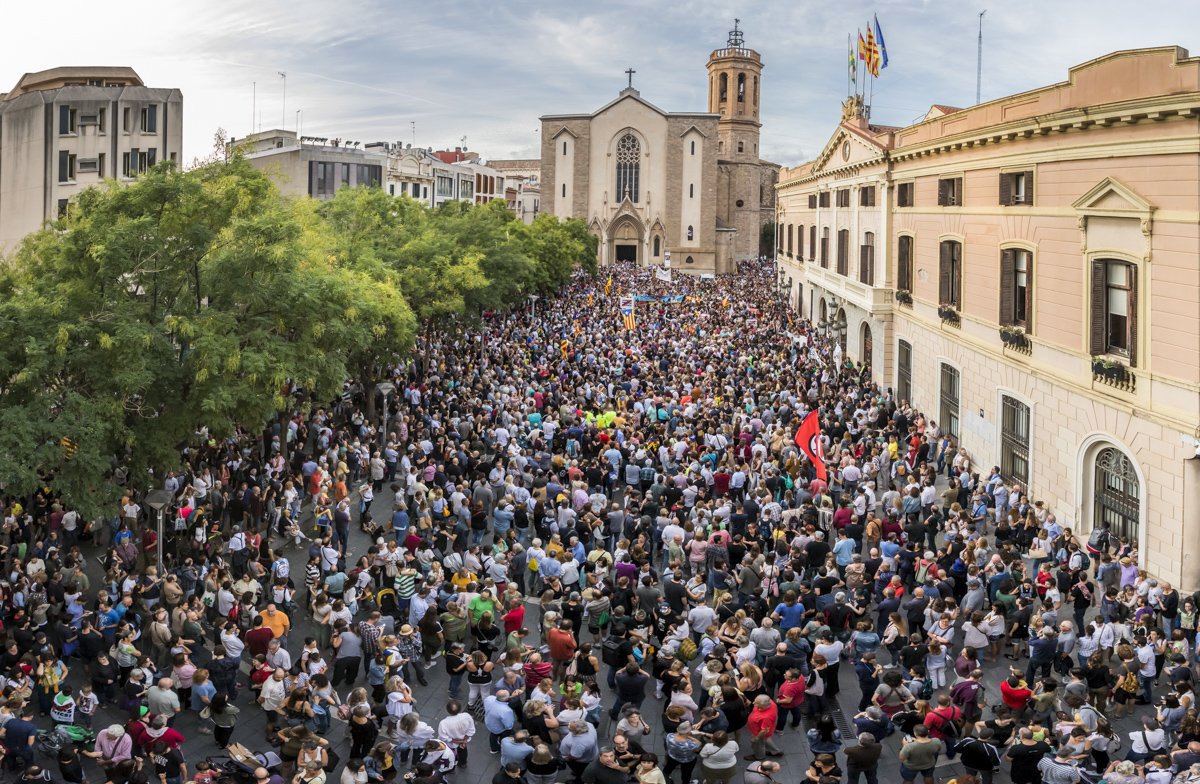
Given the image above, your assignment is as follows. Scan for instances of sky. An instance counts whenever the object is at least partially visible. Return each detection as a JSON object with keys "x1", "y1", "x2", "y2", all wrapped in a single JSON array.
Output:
[{"x1": 4, "y1": 0, "x2": 1197, "y2": 168}]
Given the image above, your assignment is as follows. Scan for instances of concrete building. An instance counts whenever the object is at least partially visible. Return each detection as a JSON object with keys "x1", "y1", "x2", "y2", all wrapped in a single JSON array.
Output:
[
  {"x1": 539, "y1": 22, "x2": 776, "y2": 274},
  {"x1": 235, "y1": 130, "x2": 383, "y2": 199},
  {"x1": 488, "y1": 159, "x2": 541, "y2": 223},
  {"x1": 776, "y1": 46, "x2": 1200, "y2": 588},
  {"x1": 0, "y1": 66, "x2": 183, "y2": 253}
]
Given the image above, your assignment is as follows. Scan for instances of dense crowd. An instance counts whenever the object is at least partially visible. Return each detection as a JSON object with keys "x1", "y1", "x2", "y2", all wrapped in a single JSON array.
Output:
[{"x1": 0, "y1": 259, "x2": 1195, "y2": 784}]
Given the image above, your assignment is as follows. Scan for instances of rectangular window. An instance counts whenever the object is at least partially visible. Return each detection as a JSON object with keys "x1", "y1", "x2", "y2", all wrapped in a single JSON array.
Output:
[
  {"x1": 859, "y1": 232, "x2": 875, "y2": 285},
  {"x1": 58, "y1": 150, "x2": 76, "y2": 182},
  {"x1": 689, "y1": 183, "x2": 694, "y2": 198},
  {"x1": 57, "y1": 199, "x2": 69, "y2": 218},
  {"x1": 820, "y1": 229, "x2": 829, "y2": 268},
  {"x1": 562, "y1": 141, "x2": 567, "y2": 155},
  {"x1": 797, "y1": 224, "x2": 804, "y2": 259},
  {"x1": 313, "y1": 162, "x2": 336, "y2": 196},
  {"x1": 79, "y1": 113, "x2": 98, "y2": 127},
  {"x1": 97, "y1": 153, "x2": 106, "y2": 175},
  {"x1": 1000, "y1": 170, "x2": 1034, "y2": 206},
  {"x1": 937, "y1": 177, "x2": 963, "y2": 207},
  {"x1": 897, "y1": 182, "x2": 914, "y2": 207},
  {"x1": 999, "y1": 248, "x2": 1033, "y2": 328},
  {"x1": 836, "y1": 189, "x2": 850, "y2": 208},
  {"x1": 341, "y1": 163, "x2": 351, "y2": 186},
  {"x1": 809, "y1": 226, "x2": 816, "y2": 260},
  {"x1": 807, "y1": 194, "x2": 817, "y2": 209},
  {"x1": 357, "y1": 164, "x2": 381, "y2": 187},
  {"x1": 122, "y1": 107, "x2": 132, "y2": 133},
  {"x1": 1091, "y1": 260, "x2": 1137, "y2": 365},
  {"x1": 818, "y1": 191, "x2": 830, "y2": 208},
  {"x1": 690, "y1": 140, "x2": 696, "y2": 155},
  {"x1": 897, "y1": 340, "x2": 912, "y2": 403},
  {"x1": 786, "y1": 225, "x2": 793, "y2": 257},
  {"x1": 140, "y1": 105, "x2": 157, "y2": 133},
  {"x1": 561, "y1": 183, "x2": 566, "y2": 197},
  {"x1": 940, "y1": 363, "x2": 961, "y2": 440},
  {"x1": 939, "y1": 240, "x2": 963, "y2": 308},
  {"x1": 77, "y1": 158, "x2": 98, "y2": 173},
  {"x1": 437, "y1": 175, "x2": 454, "y2": 197},
  {"x1": 897, "y1": 235, "x2": 913, "y2": 292},
  {"x1": 1001, "y1": 395, "x2": 1031, "y2": 487},
  {"x1": 98, "y1": 108, "x2": 106, "y2": 133},
  {"x1": 836, "y1": 229, "x2": 849, "y2": 275},
  {"x1": 389, "y1": 184, "x2": 395, "y2": 195},
  {"x1": 859, "y1": 186, "x2": 876, "y2": 207},
  {"x1": 59, "y1": 106, "x2": 77, "y2": 135}
]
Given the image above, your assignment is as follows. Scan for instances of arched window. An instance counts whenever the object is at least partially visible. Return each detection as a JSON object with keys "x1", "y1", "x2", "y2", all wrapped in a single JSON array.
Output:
[
  {"x1": 687, "y1": 225, "x2": 694, "y2": 241},
  {"x1": 690, "y1": 140, "x2": 696, "y2": 155},
  {"x1": 653, "y1": 236, "x2": 661, "y2": 257},
  {"x1": 737, "y1": 73, "x2": 745, "y2": 102},
  {"x1": 689, "y1": 184, "x2": 694, "y2": 198},
  {"x1": 719, "y1": 73, "x2": 728, "y2": 103},
  {"x1": 615, "y1": 134, "x2": 640, "y2": 203},
  {"x1": 861, "y1": 323, "x2": 873, "y2": 367},
  {"x1": 754, "y1": 76, "x2": 759, "y2": 106},
  {"x1": 1095, "y1": 447, "x2": 1140, "y2": 547}
]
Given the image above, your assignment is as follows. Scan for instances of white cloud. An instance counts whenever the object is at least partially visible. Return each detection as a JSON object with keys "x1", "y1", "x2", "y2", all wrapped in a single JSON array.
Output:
[{"x1": 1, "y1": 0, "x2": 1195, "y2": 165}]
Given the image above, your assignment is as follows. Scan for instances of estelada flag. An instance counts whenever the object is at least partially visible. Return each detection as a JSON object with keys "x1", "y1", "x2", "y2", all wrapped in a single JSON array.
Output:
[{"x1": 794, "y1": 411, "x2": 828, "y2": 482}]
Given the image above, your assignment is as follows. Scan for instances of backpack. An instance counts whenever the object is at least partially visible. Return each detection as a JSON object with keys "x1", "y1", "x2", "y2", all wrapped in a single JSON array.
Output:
[
  {"x1": 676, "y1": 638, "x2": 698, "y2": 662},
  {"x1": 601, "y1": 637, "x2": 624, "y2": 666},
  {"x1": 1118, "y1": 670, "x2": 1139, "y2": 694},
  {"x1": 918, "y1": 678, "x2": 934, "y2": 701},
  {"x1": 1078, "y1": 551, "x2": 1091, "y2": 569}
]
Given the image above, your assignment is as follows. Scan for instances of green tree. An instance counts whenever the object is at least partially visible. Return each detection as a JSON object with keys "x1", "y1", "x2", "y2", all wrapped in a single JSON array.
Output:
[{"x1": 0, "y1": 159, "x2": 414, "y2": 516}]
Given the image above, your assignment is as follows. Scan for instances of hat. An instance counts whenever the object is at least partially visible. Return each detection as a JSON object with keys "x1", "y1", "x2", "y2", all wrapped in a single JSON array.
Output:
[
  {"x1": 1120, "y1": 557, "x2": 1132, "y2": 565},
  {"x1": 399, "y1": 624, "x2": 414, "y2": 635}
]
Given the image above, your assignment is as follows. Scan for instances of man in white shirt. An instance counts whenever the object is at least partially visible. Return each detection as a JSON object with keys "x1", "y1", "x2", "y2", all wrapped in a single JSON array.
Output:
[
  {"x1": 437, "y1": 701, "x2": 476, "y2": 766},
  {"x1": 258, "y1": 669, "x2": 288, "y2": 736}
]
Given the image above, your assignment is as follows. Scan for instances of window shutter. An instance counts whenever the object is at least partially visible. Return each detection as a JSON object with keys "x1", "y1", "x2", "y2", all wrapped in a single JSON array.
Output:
[
  {"x1": 58, "y1": 150, "x2": 68, "y2": 182},
  {"x1": 999, "y1": 249, "x2": 1016, "y2": 325},
  {"x1": 999, "y1": 173, "x2": 1011, "y2": 206},
  {"x1": 898, "y1": 237, "x2": 910, "y2": 290},
  {"x1": 939, "y1": 242, "x2": 952, "y2": 304},
  {"x1": 1089, "y1": 261, "x2": 1106, "y2": 355},
  {"x1": 938, "y1": 179, "x2": 948, "y2": 206},
  {"x1": 59, "y1": 105, "x2": 69, "y2": 134},
  {"x1": 1128, "y1": 266, "x2": 1138, "y2": 368},
  {"x1": 148, "y1": 105, "x2": 157, "y2": 133},
  {"x1": 1024, "y1": 255, "x2": 1034, "y2": 329},
  {"x1": 1023, "y1": 171, "x2": 1035, "y2": 206}
]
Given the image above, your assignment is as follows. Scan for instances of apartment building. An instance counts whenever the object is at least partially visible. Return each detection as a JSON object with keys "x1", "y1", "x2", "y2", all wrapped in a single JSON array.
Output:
[
  {"x1": 489, "y1": 158, "x2": 540, "y2": 224},
  {"x1": 777, "y1": 47, "x2": 1200, "y2": 588},
  {"x1": 235, "y1": 130, "x2": 383, "y2": 199},
  {"x1": 0, "y1": 66, "x2": 183, "y2": 252}
]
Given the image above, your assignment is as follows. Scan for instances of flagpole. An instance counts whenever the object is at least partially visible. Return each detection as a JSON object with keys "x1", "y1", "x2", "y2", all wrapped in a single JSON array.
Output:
[{"x1": 847, "y1": 34, "x2": 851, "y2": 98}]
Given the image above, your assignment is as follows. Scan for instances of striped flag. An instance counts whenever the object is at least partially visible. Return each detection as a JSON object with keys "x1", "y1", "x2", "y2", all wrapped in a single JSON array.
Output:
[
  {"x1": 604, "y1": 274, "x2": 613, "y2": 296},
  {"x1": 619, "y1": 296, "x2": 636, "y2": 330},
  {"x1": 865, "y1": 24, "x2": 881, "y2": 77}
]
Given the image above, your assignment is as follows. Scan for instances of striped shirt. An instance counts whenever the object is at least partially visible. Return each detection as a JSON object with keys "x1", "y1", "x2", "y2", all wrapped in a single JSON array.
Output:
[{"x1": 395, "y1": 572, "x2": 417, "y2": 599}]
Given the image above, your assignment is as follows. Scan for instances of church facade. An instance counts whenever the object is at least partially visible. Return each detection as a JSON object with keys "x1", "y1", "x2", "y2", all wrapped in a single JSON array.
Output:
[{"x1": 539, "y1": 23, "x2": 777, "y2": 275}]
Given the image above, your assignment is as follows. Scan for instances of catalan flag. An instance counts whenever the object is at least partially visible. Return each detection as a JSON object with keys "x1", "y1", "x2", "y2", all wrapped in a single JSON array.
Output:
[
  {"x1": 858, "y1": 31, "x2": 869, "y2": 67},
  {"x1": 865, "y1": 23, "x2": 881, "y2": 77},
  {"x1": 604, "y1": 274, "x2": 613, "y2": 296},
  {"x1": 619, "y1": 296, "x2": 636, "y2": 330},
  {"x1": 587, "y1": 291, "x2": 594, "y2": 306}
]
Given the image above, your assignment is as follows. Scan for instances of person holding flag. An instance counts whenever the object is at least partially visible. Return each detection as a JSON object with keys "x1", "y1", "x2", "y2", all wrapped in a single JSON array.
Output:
[
  {"x1": 795, "y1": 410, "x2": 828, "y2": 484},
  {"x1": 619, "y1": 296, "x2": 636, "y2": 330},
  {"x1": 604, "y1": 274, "x2": 613, "y2": 296}
]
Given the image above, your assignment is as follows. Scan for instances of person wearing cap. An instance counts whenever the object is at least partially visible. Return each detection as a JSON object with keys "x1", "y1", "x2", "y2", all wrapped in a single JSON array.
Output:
[{"x1": 395, "y1": 624, "x2": 428, "y2": 687}]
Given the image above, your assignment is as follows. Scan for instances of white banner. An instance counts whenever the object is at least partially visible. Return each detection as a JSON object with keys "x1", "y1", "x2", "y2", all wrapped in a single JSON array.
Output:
[{"x1": 654, "y1": 267, "x2": 672, "y2": 283}]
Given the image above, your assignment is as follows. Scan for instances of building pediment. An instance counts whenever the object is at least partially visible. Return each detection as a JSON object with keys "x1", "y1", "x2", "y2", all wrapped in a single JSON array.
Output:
[
  {"x1": 549, "y1": 126, "x2": 579, "y2": 140},
  {"x1": 1072, "y1": 176, "x2": 1155, "y2": 218},
  {"x1": 812, "y1": 125, "x2": 888, "y2": 175},
  {"x1": 678, "y1": 124, "x2": 709, "y2": 139}
]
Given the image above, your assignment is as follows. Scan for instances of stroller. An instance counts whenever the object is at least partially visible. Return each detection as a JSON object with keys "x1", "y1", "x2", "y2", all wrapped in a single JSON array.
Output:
[
  {"x1": 208, "y1": 751, "x2": 283, "y2": 784},
  {"x1": 36, "y1": 725, "x2": 95, "y2": 755}
]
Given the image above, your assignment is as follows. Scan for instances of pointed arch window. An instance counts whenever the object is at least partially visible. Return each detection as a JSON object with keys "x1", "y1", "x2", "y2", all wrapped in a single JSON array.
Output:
[
  {"x1": 737, "y1": 74, "x2": 745, "y2": 102},
  {"x1": 615, "y1": 134, "x2": 640, "y2": 203}
]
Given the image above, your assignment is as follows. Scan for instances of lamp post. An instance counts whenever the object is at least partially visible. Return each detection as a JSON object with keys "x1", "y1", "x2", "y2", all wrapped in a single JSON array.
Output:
[
  {"x1": 144, "y1": 489, "x2": 173, "y2": 573},
  {"x1": 527, "y1": 294, "x2": 539, "y2": 321},
  {"x1": 376, "y1": 382, "x2": 396, "y2": 450}
]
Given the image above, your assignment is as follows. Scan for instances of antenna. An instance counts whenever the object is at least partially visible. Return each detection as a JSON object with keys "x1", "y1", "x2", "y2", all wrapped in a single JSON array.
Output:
[
  {"x1": 252, "y1": 81, "x2": 256, "y2": 134},
  {"x1": 411, "y1": 121, "x2": 416, "y2": 148},
  {"x1": 976, "y1": 11, "x2": 986, "y2": 105}
]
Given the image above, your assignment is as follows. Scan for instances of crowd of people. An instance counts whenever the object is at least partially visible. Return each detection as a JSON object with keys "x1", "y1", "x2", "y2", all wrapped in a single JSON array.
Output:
[{"x1": 0, "y1": 259, "x2": 1196, "y2": 784}]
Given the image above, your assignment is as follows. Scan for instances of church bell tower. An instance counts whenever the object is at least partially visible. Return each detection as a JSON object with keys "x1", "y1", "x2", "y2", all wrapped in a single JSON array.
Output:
[
  {"x1": 707, "y1": 19, "x2": 762, "y2": 163},
  {"x1": 707, "y1": 19, "x2": 766, "y2": 265}
]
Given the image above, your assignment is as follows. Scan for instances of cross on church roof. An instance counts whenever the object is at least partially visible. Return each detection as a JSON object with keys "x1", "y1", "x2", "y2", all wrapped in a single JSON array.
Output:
[{"x1": 625, "y1": 68, "x2": 636, "y2": 89}]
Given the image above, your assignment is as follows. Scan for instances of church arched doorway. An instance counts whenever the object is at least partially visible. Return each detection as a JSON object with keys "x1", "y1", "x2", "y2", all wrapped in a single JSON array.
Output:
[
  {"x1": 861, "y1": 323, "x2": 873, "y2": 367},
  {"x1": 608, "y1": 216, "x2": 643, "y2": 266}
]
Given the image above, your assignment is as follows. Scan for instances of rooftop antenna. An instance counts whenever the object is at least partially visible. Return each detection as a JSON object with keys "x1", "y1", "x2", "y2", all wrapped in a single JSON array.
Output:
[
  {"x1": 411, "y1": 121, "x2": 416, "y2": 148},
  {"x1": 461, "y1": 135, "x2": 467, "y2": 151},
  {"x1": 727, "y1": 18, "x2": 744, "y2": 47},
  {"x1": 252, "y1": 81, "x2": 256, "y2": 134},
  {"x1": 976, "y1": 10, "x2": 986, "y2": 105}
]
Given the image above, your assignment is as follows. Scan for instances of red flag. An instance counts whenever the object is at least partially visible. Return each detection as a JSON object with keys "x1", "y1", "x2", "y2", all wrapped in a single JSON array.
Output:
[{"x1": 795, "y1": 411, "x2": 828, "y2": 482}]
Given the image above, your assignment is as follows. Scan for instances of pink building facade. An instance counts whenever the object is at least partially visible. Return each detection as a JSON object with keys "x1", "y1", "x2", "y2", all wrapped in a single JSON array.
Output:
[{"x1": 777, "y1": 47, "x2": 1200, "y2": 588}]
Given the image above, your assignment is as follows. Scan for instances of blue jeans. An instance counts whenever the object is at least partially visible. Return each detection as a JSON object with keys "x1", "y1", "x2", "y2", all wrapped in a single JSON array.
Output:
[
  {"x1": 448, "y1": 673, "x2": 463, "y2": 697},
  {"x1": 1140, "y1": 674, "x2": 1155, "y2": 704}
]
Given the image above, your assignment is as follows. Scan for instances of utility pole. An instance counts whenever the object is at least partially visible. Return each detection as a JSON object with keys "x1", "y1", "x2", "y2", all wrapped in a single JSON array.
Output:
[
  {"x1": 278, "y1": 71, "x2": 287, "y2": 129},
  {"x1": 976, "y1": 10, "x2": 986, "y2": 105}
]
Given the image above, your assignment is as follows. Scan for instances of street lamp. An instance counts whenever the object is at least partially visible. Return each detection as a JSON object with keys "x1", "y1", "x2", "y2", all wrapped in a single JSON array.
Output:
[
  {"x1": 376, "y1": 382, "x2": 396, "y2": 450},
  {"x1": 527, "y1": 294, "x2": 539, "y2": 321},
  {"x1": 144, "y1": 489, "x2": 173, "y2": 573}
]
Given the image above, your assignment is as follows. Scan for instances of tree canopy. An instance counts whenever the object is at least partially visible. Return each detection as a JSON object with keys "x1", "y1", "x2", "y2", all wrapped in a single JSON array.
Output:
[{"x1": 0, "y1": 156, "x2": 595, "y2": 516}]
